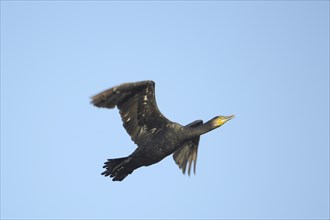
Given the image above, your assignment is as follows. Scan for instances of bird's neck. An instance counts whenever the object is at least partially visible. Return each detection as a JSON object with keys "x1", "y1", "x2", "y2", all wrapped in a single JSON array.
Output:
[{"x1": 186, "y1": 119, "x2": 218, "y2": 138}]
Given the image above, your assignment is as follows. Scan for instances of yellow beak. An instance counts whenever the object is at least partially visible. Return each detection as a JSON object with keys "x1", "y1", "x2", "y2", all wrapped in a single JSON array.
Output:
[{"x1": 217, "y1": 115, "x2": 235, "y2": 126}]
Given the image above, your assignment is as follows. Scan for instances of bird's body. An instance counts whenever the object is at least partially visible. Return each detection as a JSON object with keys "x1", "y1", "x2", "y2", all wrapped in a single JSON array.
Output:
[{"x1": 91, "y1": 80, "x2": 234, "y2": 181}]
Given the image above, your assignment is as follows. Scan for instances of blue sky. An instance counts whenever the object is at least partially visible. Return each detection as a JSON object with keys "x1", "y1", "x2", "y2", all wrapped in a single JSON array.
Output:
[{"x1": 1, "y1": 1, "x2": 329, "y2": 219}]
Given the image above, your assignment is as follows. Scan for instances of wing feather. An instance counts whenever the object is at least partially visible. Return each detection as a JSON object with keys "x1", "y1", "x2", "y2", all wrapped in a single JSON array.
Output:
[
  {"x1": 91, "y1": 80, "x2": 169, "y2": 146},
  {"x1": 173, "y1": 120, "x2": 203, "y2": 175}
]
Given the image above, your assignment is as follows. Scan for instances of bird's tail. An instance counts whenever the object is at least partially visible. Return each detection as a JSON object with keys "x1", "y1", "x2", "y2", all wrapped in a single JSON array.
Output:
[{"x1": 101, "y1": 157, "x2": 134, "y2": 181}]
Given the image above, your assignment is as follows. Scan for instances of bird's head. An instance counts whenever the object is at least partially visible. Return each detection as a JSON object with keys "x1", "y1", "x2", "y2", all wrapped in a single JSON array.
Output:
[{"x1": 212, "y1": 115, "x2": 235, "y2": 128}]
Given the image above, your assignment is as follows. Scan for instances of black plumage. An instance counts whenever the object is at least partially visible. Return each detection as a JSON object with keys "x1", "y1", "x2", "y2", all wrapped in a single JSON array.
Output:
[{"x1": 91, "y1": 80, "x2": 234, "y2": 181}]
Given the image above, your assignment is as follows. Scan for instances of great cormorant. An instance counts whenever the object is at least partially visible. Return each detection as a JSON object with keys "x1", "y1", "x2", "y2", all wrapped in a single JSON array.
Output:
[{"x1": 91, "y1": 80, "x2": 234, "y2": 181}]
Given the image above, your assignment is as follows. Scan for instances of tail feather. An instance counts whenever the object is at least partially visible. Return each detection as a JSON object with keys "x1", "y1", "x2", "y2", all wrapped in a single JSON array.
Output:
[{"x1": 101, "y1": 157, "x2": 134, "y2": 181}]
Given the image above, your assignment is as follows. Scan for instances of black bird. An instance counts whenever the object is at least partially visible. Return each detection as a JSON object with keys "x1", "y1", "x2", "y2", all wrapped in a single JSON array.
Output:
[{"x1": 91, "y1": 80, "x2": 234, "y2": 181}]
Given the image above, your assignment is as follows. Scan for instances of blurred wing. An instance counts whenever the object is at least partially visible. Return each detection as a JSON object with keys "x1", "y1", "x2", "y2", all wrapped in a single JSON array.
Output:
[
  {"x1": 173, "y1": 120, "x2": 203, "y2": 175},
  {"x1": 91, "y1": 80, "x2": 169, "y2": 146}
]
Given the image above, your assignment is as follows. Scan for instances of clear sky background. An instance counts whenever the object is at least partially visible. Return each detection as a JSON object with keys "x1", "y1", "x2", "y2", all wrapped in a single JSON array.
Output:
[{"x1": 1, "y1": 1, "x2": 329, "y2": 219}]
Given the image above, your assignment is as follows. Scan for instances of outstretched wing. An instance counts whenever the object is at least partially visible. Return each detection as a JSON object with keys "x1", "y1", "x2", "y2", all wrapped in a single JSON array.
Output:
[
  {"x1": 91, "y1": 80, "x2": 170, "y2": 146},
  {"x1": 173, "y1": 120, "x2": 203, "y2": 175}
]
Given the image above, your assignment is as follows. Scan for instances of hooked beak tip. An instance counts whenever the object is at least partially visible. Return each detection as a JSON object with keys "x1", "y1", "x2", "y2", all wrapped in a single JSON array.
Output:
[{"x1": 226, "y1": 115, "x2": 235, "y2": 120}]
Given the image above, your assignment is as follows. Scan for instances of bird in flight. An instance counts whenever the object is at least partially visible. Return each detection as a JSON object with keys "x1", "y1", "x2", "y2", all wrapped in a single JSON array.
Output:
[{"x1": 91, "y1": 80, "x2": 234, "y2": 181}]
